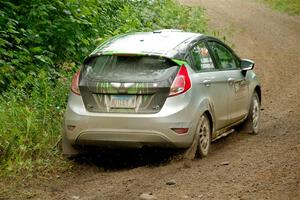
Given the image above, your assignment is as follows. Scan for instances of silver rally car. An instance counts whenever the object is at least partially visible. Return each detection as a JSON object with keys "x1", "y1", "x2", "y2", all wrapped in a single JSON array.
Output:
[{"x1": 62, "y1": 30, "x2": 261, "y2": 158}]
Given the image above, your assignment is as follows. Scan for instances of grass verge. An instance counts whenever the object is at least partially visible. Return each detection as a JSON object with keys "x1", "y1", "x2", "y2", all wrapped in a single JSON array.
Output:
[{"x1": 259, "y1": 0, "x2": 300, "y2": 15}]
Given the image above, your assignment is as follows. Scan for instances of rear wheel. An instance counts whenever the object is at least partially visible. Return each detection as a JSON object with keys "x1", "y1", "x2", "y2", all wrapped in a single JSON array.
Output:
[
  {"x1": 241, "y1": 92, "x2": 260, "y2": 134},
  {"x1": 197, "y1": 114, "x2": 211, "y2": 157},
  {"x1": 184, "y1": 113, "x2": 211, "y2": 159}
]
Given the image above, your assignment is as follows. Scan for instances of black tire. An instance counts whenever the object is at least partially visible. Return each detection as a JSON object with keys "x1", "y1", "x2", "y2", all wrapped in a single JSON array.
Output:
[
  {"x1": 196, "y1": 114, "x2": 211, "y2": 158},
  {"x1": 183, "y1": 113, "x2": 211, "y2": 159},
  {"x1": 241, "y1": 92, "x2": 261, "y2": 134}
]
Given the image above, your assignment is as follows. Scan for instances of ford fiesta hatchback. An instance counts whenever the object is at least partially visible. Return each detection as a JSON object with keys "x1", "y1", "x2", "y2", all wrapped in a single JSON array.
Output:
[{"x1": 62, "y1": 30, "x2": 261, "y2": 158}]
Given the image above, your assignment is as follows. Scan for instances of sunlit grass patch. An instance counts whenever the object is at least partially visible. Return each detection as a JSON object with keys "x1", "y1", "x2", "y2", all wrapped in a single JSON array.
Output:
[{"x1": 259, "y1": 0, "x2": 300, "y2": 15}]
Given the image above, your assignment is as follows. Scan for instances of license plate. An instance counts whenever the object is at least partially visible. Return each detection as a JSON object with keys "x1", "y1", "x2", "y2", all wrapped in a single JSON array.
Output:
[{"x1": 110, "y1": 95, "x2": 136, "y2": 108}]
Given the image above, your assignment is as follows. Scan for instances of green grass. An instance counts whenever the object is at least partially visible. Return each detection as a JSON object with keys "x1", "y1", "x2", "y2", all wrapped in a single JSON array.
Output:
[
  {"x1": 260, "y1": 0, "x2": 300, "y2": 15},
  {"x1": 0, "y1": 68, "x2": 73, "y2": 176},
  {"x1": 0, "y1": 0, "x2": 208, "y2": 177}
]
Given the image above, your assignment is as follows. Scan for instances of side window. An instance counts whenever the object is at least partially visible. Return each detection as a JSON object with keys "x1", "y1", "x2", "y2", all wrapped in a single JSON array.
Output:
[
  {"x1": 208, "y1": 42, "x2": 237, "y2": 70},
  {"x1": 185, "y1": 53, "x2": 194, "y2": 67},
  {"x1": 190, "y1": 42, "x2": 215, "y2": 71}
]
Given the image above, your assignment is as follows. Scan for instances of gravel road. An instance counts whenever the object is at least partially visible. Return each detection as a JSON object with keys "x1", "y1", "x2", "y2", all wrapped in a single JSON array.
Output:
[{"x1": 6, "y1": 0, "x2": 300, "y2": 199}]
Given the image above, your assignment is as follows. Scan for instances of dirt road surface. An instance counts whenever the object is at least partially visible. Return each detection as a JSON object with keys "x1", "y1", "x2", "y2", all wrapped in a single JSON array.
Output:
[{"x1": 5, "y1": 0, "x2": 300, "y2": 199}]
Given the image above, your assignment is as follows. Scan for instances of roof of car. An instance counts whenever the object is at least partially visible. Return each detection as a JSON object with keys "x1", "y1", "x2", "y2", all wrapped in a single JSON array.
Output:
[{"x1": 91, "y1": 30, "x2": 202, "y2": 59}]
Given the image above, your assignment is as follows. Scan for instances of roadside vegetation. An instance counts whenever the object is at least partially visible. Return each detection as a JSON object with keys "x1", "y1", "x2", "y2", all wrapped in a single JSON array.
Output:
[
  {"x1": 0, "y1": 0, "x2": 207, "y2": 177},
  {"x1": 260, "y1": 0, "x2": 300, "y2": 15}
]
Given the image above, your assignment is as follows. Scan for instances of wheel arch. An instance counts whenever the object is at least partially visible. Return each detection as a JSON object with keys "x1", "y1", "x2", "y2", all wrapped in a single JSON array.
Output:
[
  {"x1": 203, "y1": 110, "x2": 214, "y2": 137},
  {"x1": 194, "y1": 97, "x2": 216, "y2": 138}
]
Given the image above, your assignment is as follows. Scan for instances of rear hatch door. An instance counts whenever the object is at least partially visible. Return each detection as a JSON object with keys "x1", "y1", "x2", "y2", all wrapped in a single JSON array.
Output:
[{"x1": 79, "y1": 55, "x2": 179, "y2": 113}]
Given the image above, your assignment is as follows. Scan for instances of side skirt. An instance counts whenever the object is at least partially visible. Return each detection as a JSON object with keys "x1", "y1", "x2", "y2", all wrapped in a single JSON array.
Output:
[{"x1": 211, "y1": 116, "x2": 247, "y2": 142}]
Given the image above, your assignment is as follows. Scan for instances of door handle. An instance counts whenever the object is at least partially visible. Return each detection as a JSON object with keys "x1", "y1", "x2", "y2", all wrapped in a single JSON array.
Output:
[{"x1": 203, "y1": 79, "x2": 211, "y2": 87}]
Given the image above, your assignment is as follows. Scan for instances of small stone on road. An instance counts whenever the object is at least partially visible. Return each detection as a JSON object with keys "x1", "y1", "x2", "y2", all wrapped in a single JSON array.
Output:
[
  {"x1": 166, "y1": 179, "x2": 176, "y2": 185},
  {"x1": 220, "y1": 161, "x2": 230, "y2": 166},
  {"x1": 140, "y1": 192, "x2": 157, "y2": 200}
]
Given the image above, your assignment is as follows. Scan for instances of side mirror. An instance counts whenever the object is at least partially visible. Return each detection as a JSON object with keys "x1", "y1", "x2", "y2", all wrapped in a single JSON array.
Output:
[{"x1": 241, "y1": 59, "x2": 255, "y2": 71}]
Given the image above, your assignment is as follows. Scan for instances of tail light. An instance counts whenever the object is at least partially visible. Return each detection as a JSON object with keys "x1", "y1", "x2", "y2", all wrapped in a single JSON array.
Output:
[
  {"x1": 169, "y1": 65, "x2": 191, "y2": 97},
  {"x1": 71, "y1": 71, "x2": 80, "y2": 95}
]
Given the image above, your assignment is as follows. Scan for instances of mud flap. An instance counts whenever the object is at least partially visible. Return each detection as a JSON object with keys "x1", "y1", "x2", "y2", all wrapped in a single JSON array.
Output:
[
  {"x1": 183, "y1": 133, "x2": 200, "y2": 160},
  {"x1": 62, "y1": 130, "x2": 80, "y2": 158}
]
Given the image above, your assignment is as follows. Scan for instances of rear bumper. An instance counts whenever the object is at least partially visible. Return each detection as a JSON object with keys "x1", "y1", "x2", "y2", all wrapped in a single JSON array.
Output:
[
  {"x1": 74, "y1": 130, "x2": 176, "y2": 148},
  {"x1": 64, "y1": 92, "x2": 199, "y2": 148}
]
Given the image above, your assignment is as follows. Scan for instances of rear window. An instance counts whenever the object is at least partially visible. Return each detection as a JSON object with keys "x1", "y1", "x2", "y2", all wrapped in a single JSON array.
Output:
[{"x1": 82, "y1": 55, "x2": 178, "y2": 82}]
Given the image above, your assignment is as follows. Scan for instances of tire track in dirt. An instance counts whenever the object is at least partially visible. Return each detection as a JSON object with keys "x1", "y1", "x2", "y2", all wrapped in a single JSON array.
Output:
[{"x1": 13, "y1": 1, "x2": 300, "y2": 199}]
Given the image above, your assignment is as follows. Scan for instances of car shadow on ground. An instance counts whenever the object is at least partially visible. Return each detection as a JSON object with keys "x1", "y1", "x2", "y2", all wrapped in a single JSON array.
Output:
[
  {"x1": 71, "y1": 147, "x2": 183, "y2": 171},
  {"x1": 70, "y1": 130, "x2": 252, "y2": 171}
]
